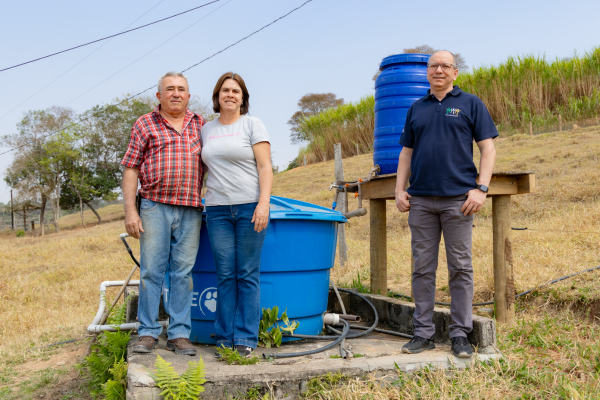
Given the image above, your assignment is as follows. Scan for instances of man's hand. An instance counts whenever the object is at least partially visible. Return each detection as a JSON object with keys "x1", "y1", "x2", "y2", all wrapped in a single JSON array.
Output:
[
  {"x1": 252, "y1": 201, "x2": 269, "y2": 232},
  {"x1": 461, "y1": 189, "x2": 487, "y2": 216},
  {"x1": 395, "y1": 190, "x2": 411, "y2": 213},
  {"x1": 125, "y1": 210, "x2": 144, "y2": 239}
]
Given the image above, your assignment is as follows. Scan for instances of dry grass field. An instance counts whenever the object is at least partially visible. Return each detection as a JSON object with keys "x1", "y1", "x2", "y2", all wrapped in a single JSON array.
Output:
[{"x1": 1, "y1": 125, "x2": 599, "y2": 398}]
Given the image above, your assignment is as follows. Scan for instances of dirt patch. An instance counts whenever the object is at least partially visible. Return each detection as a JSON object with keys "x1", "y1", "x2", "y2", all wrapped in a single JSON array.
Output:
[
  {"x1": 573, "y1": 300, "x2": 600, "y2": 323},
  {"x1": 3, "y1": 341, "x2": 92, "y2": 399},
  {"x1": 15, "y1": 341, "x2": 87, "y2": 376}
]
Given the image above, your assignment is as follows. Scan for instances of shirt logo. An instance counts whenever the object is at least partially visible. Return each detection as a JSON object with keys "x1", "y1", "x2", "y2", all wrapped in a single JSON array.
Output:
[{"x1": 445, "y1": 108, "x2": 461, "y2": 117}]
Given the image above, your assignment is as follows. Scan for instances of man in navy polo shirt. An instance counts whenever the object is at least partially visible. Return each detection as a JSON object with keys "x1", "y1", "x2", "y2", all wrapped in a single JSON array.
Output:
[{"x1": 395, "y1": 50, "x2": 498, "y2": 358}]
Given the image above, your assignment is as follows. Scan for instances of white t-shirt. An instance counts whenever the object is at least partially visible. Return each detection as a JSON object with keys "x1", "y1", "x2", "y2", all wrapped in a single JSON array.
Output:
[{"x1": 201, "y1": 115, "x2": 270, "y2": 206}]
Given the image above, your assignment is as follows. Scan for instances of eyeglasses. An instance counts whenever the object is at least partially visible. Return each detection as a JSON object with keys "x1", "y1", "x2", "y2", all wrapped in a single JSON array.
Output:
[{"x1": 427, "y1": 63, "x2": 455, "y2": 71}]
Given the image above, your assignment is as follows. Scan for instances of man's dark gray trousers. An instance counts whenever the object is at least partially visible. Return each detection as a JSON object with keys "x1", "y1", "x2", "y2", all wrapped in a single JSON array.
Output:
[{"x1": 408, "y1": 194, "x2": 474, "y2": 339}]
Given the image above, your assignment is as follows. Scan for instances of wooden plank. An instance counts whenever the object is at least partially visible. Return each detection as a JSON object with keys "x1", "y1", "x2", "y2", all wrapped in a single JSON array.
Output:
[
  {"x1": 359, "y1": 172, "x2": 535, "y2": 200},
  {"x1": 488, "y1": 175, "x2": 518, "y2": 195},
  {"x1": 370, "y1": 199, "x2": 387, "y2": 296},
  {"x1": 492, "y1": 195, "x2": 515, "y2": 324},
  {"x1": 517, "y1": 174, "x2": 536, "y2": 194}
]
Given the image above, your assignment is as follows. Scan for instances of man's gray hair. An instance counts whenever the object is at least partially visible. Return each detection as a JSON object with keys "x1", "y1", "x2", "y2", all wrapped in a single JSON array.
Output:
[{"x1": 157, "y1": 71, "x2": 189, "y2": 93}]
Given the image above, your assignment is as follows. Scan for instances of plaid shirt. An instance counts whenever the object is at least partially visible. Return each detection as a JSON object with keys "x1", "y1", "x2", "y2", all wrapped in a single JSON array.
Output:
[{"x1": 121, "y1": 106, "x2": 205, "y2": 207}]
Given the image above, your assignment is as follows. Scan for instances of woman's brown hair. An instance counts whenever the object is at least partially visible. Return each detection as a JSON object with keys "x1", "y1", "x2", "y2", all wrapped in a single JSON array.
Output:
[{"x1": 212, "y1": 72, "x2": 250, "y2": 114}]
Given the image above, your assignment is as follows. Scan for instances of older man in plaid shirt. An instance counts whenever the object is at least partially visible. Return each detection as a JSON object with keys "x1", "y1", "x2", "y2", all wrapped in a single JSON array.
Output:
[{"x1": 121, "y1": 71, "x2": 205, "y2": 356}]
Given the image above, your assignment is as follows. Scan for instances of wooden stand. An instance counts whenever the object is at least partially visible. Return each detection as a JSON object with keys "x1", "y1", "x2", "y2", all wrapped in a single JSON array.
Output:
[{"x1": 344, "y1": 171, "x2": 535, "y2": 323}]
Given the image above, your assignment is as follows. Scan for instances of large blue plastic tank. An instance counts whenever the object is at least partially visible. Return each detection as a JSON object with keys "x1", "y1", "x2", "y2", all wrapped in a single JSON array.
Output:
[
  {"x1": 164, "y1": 196, "x2": 347, "y2": 344},
  {"x1": 373, "y1": 53, "x2": 430, "y2": 175}
]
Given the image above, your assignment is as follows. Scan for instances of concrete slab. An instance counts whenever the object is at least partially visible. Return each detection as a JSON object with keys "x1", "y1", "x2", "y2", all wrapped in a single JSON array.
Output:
[{"x1": 127, "y1": 329, "x2": 500, "y2": 399}]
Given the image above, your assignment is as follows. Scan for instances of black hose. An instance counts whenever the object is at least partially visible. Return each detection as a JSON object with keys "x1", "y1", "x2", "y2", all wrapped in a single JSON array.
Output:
[
  {"x1": 120, "y1": 235, "x2": 140, "y2": 268},
  {"x1": 389, "y1": 264, "x2": 600, "y2": 307},
  {"x1": 263, "y1": 319, "x2": 349, "y2": 359},
  {"x1": 335, "y1": 288, "x2": 379, "y2": 339},
  {"x1": 349, "y1": 325, "x2": 413, "y2": 339}
]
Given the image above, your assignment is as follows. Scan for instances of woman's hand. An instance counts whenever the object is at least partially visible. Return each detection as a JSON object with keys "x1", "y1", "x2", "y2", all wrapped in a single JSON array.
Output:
[{"x1": 252, "y1": 201, "x2": 270, "y2": 232}]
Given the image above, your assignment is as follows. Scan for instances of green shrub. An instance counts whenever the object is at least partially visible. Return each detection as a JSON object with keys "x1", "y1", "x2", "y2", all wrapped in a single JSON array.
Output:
[
  {"x1": 16, "y1": 230, "x2": 25, "y2": 237},
  {"x1": 147, "y1": 355, "x2": 207, "y2": 400}
]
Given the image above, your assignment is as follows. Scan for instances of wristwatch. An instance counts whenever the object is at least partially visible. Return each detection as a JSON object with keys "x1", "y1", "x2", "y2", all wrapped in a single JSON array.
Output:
[{"x1": 476, "y1": 184, "x2": 489, "y2": 193}]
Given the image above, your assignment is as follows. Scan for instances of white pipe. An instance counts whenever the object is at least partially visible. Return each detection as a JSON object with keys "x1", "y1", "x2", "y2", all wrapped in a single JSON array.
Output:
[
  {"x1": 323, "y1": 313, "x2": 340, "y2": 326},
  {"x1": 87, "y1": 320, "x2": 168, "y2": 333},
  {"x1": 89, "y1": 280, "x2": 141, "y2": 327}
]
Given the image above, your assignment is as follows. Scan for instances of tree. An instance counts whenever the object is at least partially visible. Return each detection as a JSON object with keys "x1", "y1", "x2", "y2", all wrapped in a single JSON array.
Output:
[
  {"x1": 288, "y1": 93, "x2": 344, "y2": 144},
  {"x1": 2, "y1": 106, "x2": 75, "y2": 234},
  {"x1": 373, "y1": 45, "x2": 469, "y2": 81}
]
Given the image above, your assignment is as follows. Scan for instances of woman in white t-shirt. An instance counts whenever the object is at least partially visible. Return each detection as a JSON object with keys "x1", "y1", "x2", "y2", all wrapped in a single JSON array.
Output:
[{"x1": 201, "y1": 72, "x2": 273, "y2": 358}]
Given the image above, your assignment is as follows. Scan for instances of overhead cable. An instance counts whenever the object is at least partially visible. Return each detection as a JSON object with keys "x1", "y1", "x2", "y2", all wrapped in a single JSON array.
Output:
[
  {"x1": 65, "y1": 0, "x2": 233, "y2": 106},
  {"x1": 0, "y1": 0, "x2": 166, "y2": 120},
  {"x1": 0, "y1": 0, "x2": 220, "y2": 72},
  {"x1": 0, "y1": 0, "x2": 314, "y2": 156}
]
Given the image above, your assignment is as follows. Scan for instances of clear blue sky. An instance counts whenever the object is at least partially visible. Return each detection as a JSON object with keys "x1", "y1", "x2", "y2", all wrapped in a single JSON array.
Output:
[{"x1": 1, "y1": 0, "x2": 599, "y2": 203}]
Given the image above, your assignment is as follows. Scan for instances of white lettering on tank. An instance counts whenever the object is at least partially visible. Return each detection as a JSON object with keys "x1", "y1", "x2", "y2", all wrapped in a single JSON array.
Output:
[{"x1": 191, "y1": 292, "x2": 199, "y2": 307}]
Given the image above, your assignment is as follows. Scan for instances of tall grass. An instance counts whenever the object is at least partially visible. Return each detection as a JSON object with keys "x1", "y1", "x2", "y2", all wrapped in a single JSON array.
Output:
[
  {"x1": 289, "y1": 96, "x2": 374, "y2": 167},
  {"x1": 292, "y1": 47, "x2": 600, "y2": 166},
  {"x1": 456, "y1": 47, "x2": 600, "y2": 133}
]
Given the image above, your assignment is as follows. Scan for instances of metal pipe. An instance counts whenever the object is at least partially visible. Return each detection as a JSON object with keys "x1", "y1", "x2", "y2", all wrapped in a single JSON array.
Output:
[
  {"x1": 344, "y1": 208, "x2": 367, "y2": 219},
  {"x1": 338, "y1": 314, "x2": 361, "y2": 322}
]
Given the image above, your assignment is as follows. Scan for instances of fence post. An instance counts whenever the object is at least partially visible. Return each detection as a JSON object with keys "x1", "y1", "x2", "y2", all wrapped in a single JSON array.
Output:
[
  {"x1": 276, "y1": 166, "x2": 279, "y2": 174},
  {"x1": 303, "y1": 155, "x2": 307, "y2": 167},
  {"x1": 356, "y1": 143, "x2": 359, "y2": 156},
  {"x1": 334, "y1": 143, "x2": 348, "y2": 266},
  {"x1": 493, "y1": 195, "x2": 515, "y2": 324},
  {"x1": 529, "y1": 121, "x2": 533, "y2": 136},
  {"x1": 558, "y1": 114, "x2": 562, "y2": 132}
]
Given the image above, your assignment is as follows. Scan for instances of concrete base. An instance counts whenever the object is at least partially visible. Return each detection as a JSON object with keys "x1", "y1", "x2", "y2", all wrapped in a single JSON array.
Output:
[
  {"x1": 127, "y1": 291, "x2": 500, "y2": 399},
  {"x1": 127, "y1": 331, "x2": 500, "y2": 399}
]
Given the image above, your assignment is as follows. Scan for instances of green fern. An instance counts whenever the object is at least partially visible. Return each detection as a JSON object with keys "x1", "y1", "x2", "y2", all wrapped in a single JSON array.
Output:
[
  {"x1": 147, "y1": 355, "x2": 207, "y2": 400},
  {"x1": 81, "y1": 294, "x2": 132, "y2": 398}
]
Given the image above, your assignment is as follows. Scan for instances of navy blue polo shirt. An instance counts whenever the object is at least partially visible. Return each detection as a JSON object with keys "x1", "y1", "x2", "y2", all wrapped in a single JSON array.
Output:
[{"x1": 399, "y1": 85, "x2": 498, "y2": 196}]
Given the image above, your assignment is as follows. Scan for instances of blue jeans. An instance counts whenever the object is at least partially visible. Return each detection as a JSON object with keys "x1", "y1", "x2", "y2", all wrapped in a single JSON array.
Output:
[
  {"x1": 138, "y1": 198, "x2": 202, "y2": 339},
  {"x1": 206, "y1": 202, "x2": 267, "y2": 348}
]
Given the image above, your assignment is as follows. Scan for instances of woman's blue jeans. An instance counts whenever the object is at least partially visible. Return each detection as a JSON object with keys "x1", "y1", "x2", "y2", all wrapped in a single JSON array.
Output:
[
  {"x1": 138, "y1": 198, "x2": 202, "y2": 340},
  {"x1": 206, "y1": 202, "x2": 267, "y2": 349}
]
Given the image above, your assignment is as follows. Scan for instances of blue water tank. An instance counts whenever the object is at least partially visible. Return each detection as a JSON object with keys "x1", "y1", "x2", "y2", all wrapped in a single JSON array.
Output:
[
  {"x1": 164, "y1": 196, "x2": 347, "y2": 344},
  {"x1": 373, "y1": 53, "x2": 431, "y2": 175}
]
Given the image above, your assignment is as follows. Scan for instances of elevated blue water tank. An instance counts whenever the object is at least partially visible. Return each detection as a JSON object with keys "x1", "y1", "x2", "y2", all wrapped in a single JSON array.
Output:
[
  {"x1": 165, "y1": 196, "x2": 347, "y2": 344},
  {"x1": 373, "y1": 53, "x2": 430, "y2": 175}
]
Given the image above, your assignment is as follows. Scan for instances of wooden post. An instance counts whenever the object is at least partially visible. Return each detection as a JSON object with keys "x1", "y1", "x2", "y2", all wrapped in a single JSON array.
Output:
[
  {"x1": 558, "y1": 114, "x2": 562, "y2": 132},
  {"x1": 31, "y1": 220, "x2": 35, "y2": 236},
  {"x1": 303, "y1": 155, "x2": 307, "y2": 167},
  {"x1": 370, "y1": 199, "x2": 387, "y2": 295},
  {"x1": 334, "y1": 143, "x2": 348, "y2": 266},
  {"x1": 492, "y1": 195, "x2": 515, "y2": 323},
  {"x1": 356, "y1": 143, "x2": 359, "y2": 156},
  {"x1": 529, "y1": 121, "x2": 533, "y2": 136},
  {"x1": 276, "y1": 166, "x2": 279, "y2": 174}
]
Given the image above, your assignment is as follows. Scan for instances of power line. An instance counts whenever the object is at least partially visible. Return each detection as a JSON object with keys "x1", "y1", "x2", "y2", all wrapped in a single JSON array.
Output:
[
  {"x1": 117, "y1": 0, "x2": 314, "y2": 104},
  {"x1": 0, "y1": 0, "x2": 166, "y2": 121},
  {"x1": 0, "y1": 0, "x2": 314, "y2": 156},
  {"x1": 0, "y1": 1, "x2": 219, "y2": 73},
  {"x1": 65, "y1": 0, "x2": 233, "y2": 106}
]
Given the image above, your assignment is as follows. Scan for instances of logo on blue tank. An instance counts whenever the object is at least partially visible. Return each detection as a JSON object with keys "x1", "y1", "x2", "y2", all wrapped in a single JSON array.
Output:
[{"x1": 193, "y1": 287, "x2": 218, "y2": 315}]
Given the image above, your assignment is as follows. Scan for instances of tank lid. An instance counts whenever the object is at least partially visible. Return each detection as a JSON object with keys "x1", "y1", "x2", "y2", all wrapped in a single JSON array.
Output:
[
  {"x1": 380, "y1": 53, "x2": 431, "y2": 70},
  {"x1": 269, "y1": 196, "x2": 347, "y2": 222}
]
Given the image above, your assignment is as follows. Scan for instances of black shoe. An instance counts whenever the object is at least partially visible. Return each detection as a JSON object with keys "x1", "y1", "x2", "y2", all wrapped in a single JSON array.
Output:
[
  {"x1": 234, "y1": 345, "x2": 254, "y2": 358},
  {"x1": 451, "y1": 337, "x2": 473, "y2": 358},
  {"x1": 402, "y1": 335, "x2": 435, "y2": 354}
]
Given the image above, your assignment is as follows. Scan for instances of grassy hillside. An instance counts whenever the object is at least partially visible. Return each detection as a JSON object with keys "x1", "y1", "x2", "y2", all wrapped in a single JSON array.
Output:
[
  {"x1": 1, "y1": 126, "x2": 600, "y2": 398},
  {"x1": 292, "y1": 47, "x2": 600, "y2": 166}
]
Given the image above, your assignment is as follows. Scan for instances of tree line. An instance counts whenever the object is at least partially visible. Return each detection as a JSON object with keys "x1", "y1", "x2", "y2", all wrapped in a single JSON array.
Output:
[{"x1": 2, "y1": 95, "x2": 214, "y2": 236}]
